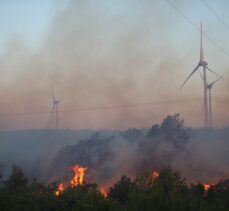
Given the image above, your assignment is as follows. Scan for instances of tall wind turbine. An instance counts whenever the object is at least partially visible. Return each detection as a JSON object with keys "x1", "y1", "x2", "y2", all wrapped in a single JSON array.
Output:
[
  {"x1": 207, "y1": 78, "x2": 222, "y2": 127},
  {"x1": 50, "y1": 86, "x2": 61, "y2": 129},
  {"x1": 180, "y1": 23, "x2": 220, "y2": 127}
]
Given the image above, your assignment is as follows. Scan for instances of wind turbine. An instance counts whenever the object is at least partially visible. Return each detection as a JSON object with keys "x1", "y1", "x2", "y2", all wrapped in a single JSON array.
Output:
[
  {"x1": 207, "y1": 78, "x2": 222, "y2": 127},
  {"x1": 180, "y1": 23, "x2": 220, "y2": 127},
  {"x1": 198, "y1": 70, "x2": 222, "y2": 127},
  {"x1": 50, "y1": 86, "x2": 61, "y2": 129}
]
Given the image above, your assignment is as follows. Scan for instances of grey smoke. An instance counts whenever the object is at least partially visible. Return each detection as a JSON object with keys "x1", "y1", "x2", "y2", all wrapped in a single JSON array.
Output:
[{"x1": 0, "y1": 0, "x2": 228, "y2": 131}]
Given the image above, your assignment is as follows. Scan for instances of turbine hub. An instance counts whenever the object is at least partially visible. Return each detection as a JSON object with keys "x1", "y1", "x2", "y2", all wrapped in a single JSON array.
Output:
[
  {"x1": 54, "y1": 100, "x2": 59, "y2": 104},
  {"x1": 199, "y1": 60, "x2": 208, "y2": 66},
  {"x1": 207, "y1": 84, "x2": 212, "y2": 89}
]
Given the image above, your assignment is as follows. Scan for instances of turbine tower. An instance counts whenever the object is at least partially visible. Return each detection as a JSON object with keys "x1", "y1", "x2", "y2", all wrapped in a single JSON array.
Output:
[
  {"x1": 50, "y1": 86, "x2": 61, "y2": 129},
  {"x1": 207, "y1": 78, "x2": 222, "y2": 127},
  {"x1": 180, "y1": 23, "x2": 220, "y2": 127}
]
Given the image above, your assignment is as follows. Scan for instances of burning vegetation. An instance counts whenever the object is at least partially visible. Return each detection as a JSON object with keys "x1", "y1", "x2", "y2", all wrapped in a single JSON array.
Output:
[
  {"x1": 1, "y1": 164, "x2": 229, "y2": 211},
  {"x1": 55, "y1": 183, "x2": 64, "y2": 196},
  {"x1": 0, "y1": 114, "x2": 229, "y2": 210},
  {"x1": 54, "y1": 163, "x2": 111, "y2": 198},
  {"x1": 70, "y1": 165, "x2": 87, "y2": 187},
  {"x1": 55, "y1": 164, "x2": 87, "y2": 196}
]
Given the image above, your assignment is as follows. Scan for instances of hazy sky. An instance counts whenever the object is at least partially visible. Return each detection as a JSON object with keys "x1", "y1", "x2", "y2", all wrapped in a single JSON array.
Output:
[{"x1": 0, "y1": 0, "x2": 228, "y2": 130}]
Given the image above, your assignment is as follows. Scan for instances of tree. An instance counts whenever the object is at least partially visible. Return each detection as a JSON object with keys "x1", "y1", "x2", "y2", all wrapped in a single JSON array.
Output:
[
  {"x1": 146, "y1": 124, "x2": 160, "y2": 138},
  {"x1": 140, "y1": 114, "x2": 190, "y2": 171},
  {"x1": 160, "y1": 113, "x2": 190, "y2": 150},
  {"x1": 109, "y1": 175, "x2": 134, "y2": 205},
  {"x1": 4, "y1": 165, "x2": 28, "y2": 191},
  {"x1": 128, "y1": 167, "x2": 189, "y2": 211},
  {"x1": 51, "y1": 132, "x2": 113, "y2": 177},
  {"x1": 122, "y1": 128, "x2": 143, "y2": 142}
]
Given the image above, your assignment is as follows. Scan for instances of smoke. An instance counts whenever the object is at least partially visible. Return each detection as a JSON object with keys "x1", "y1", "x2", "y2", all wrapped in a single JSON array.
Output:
[
  {"x1": 0, "y1": 113, "x2": 228, "y2": 188},
  {"x1": 0, "y1": 0, "x2": 228, "y2": 131},
  {"x1": 41, "y1": 115, "x2": 229, "y2": 186},
  {"x1": 0, "y1": 0, "x2": 228, "y2": 190},
  {"x1": 172, "y1": 128, "x2": 229, "y2": 183},
  {"x1": 0, "y1": 129, "x2": 94, "y2": 181}
]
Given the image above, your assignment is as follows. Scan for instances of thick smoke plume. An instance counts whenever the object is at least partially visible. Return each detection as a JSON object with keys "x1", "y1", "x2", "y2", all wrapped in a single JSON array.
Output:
[
  {"x1": 0, "y1": 0, "x2": 228, "y2": 131},
  {"x1": 49, "y1": 114, "x2": 229, "y2": 186}
]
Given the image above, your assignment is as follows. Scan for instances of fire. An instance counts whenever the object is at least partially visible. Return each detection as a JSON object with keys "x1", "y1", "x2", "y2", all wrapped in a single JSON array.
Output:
[
  {"x1": 100, "y1": 186, "x2": 108, "y2": 198},
  {"x1": 70, "y1": 165, "x2": 87, "y2": 187},
  {"x1": 203, "y1": 183, "x2": 210, "y2": 192},
  {"x1": 55, "y1": 164, "x2": 87, "y2": 196},
  {"x1": 152, "y1": 171, "x2": 159, "y2": 179},
  {"x1": 55, "y1": 183, "x2": 64, "y2": 196}
]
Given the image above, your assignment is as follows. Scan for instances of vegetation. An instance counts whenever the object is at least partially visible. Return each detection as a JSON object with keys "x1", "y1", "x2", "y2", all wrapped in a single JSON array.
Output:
[
  {"x1": 1, "y1": 114, "x2": 228, "y2": 210},
  {"x1": 0, "y1": 165, "x2": 228, "y2": 211}
]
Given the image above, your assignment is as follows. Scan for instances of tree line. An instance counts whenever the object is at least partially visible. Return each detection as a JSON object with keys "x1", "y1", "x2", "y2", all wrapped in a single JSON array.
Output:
[{"x1": 0, "y1": 165, "x2": 228, "y2": 211}]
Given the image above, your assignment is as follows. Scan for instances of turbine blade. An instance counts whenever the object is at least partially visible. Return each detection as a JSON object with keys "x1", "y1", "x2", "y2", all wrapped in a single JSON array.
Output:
[
  {"x1": 206, "y1": 67, "x2": 223, "y2": 79},
  {"x1": 198, "y1": 69, "x2": 204, "y2": 81},
  {"x1": 209, "y1": 77, "x2": 222, "y2": 87},
  {"x1": 51, "y1": 103, "x2": 55, "y2": 114},
  {"x1": 200, "y1": 23, "x2": 204, "y2": 62},
  {"x1": 55, "y1": 104, "x2": 58, "y2": 129},
  {"x1": 50, "y1": 86, "x2": 56, "y2": 101},
  {"x1": 180, "y1": 65, "x2": 200, "y2": 90},
  {"x1": 46, "y1": 104, "x2": 55, "y2": 129},
  {"x1": 202, "y1": 101, "x2": 205, "y2": 118}
]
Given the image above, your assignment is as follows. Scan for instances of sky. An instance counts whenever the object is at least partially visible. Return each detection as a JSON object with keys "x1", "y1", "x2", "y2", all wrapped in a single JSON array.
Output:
[
  {"x1": 0, "y1": 0, "x2": 228, "y2": 130},
  {"x1": 0, "y1": 0, "x2": 53, "y2": 50}
]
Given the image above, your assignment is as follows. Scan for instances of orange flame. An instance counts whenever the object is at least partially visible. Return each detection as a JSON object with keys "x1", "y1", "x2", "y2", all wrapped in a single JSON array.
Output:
[
  {"x1": 55, "y1": 164, "x2": 87, "y2": 196},
  {"x1": 203, "y1": 183, "x2": 210, "y2": 192},
  {"x1": 100, "y1": 186, "x2": 108, "y2": 198},
  {"x1": 70, "y1": 164, "x2": 87, "y2": 187},
  {"x1": 55, "y1": 183, "x2": 64, "y2": 196},
  {"x1": 152, "y1": 171, "x2": 159, "y2": 179}
]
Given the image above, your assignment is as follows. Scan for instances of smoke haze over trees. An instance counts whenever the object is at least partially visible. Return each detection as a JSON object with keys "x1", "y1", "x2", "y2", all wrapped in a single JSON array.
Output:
[{"x1": 0, "y1": 114, "x2": 228, "y2": 186}]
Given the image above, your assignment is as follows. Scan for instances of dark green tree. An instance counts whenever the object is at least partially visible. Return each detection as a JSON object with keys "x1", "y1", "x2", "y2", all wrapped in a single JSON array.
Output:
[
  {"x1": 109, "y1": 175, "x2": 134, "y2": 205},
  {"x1": 128, "y1": 168, "x2": 189, "y2": 211},
  {"x1": 4, "y1": 165, "x2": 28, "y2": 191}
]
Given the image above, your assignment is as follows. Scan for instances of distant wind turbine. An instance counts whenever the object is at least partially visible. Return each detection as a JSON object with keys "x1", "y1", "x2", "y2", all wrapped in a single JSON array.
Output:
[
  {"x1": 50, "y1": 86, "x2": 61, "y2": 129},
  {"x1": 180, "y1": 23, "x2": 220, "y2": 127},
  {"x1": 207, "y1": 78, "x2": 222, "y2": 127},
  {"x1": 198, "y1": 69, "x2": 223, "y2": 128}
]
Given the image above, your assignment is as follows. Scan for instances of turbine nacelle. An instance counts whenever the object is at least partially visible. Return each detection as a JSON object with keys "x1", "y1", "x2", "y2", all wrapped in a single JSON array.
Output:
[
  {"x1": 199, "y1": 60, "x2": 208, "y2": 67},
  {"x1": 53, "y1": 99, "x2": 60, "y2": 105},
  {"x1": 207, "y1": 77, "x2": 222, "y2": 90},
  {"x1": 207, "y1": 84, "x2": 213, "y2": 89}
]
